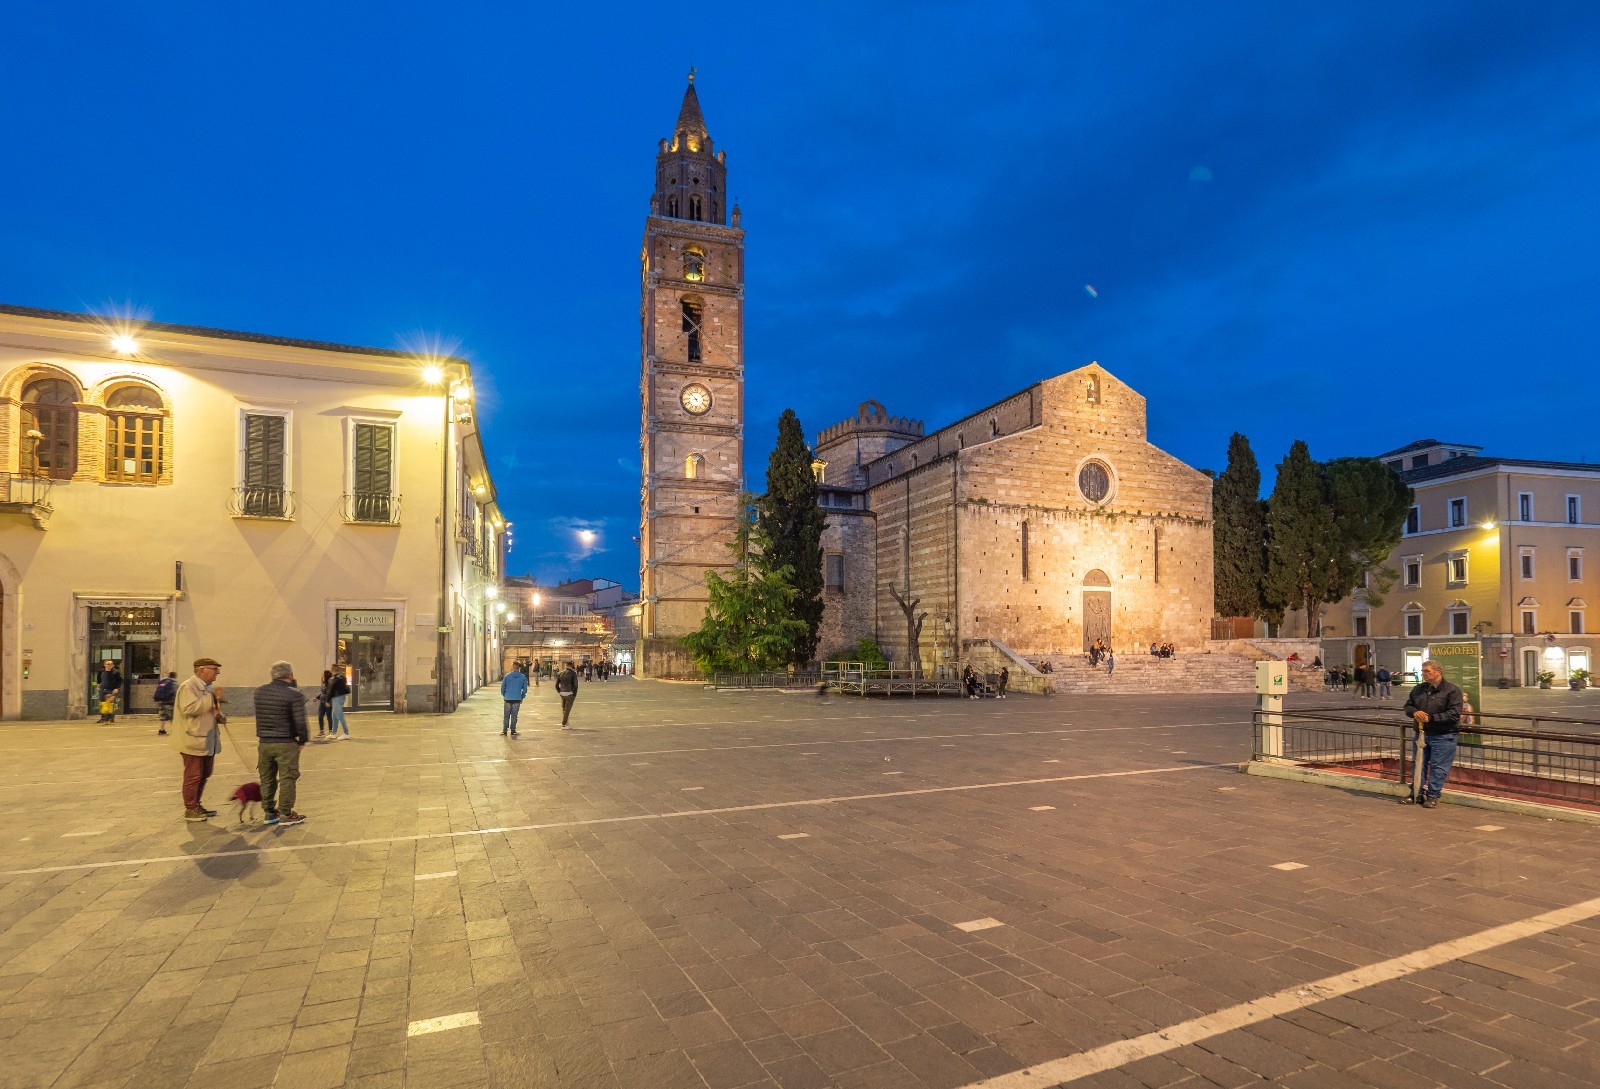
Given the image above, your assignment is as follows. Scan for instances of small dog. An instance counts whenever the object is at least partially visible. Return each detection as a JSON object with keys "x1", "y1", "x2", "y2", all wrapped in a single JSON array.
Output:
[{"x1": 232, "y1": 781, "x2": 263, "y2": 823}]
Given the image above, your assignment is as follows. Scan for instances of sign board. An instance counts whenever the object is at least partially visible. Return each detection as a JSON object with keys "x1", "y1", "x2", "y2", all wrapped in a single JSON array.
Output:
[
  {"x1": 1427, "y1": 642, "x2": 1482, "y2": 718},
  {"x1": 1254, "y1": 660, "x2": 1288, "y2": 696},
  {"x1": 338, "y1": 610, "x2": 396, "y2": 632},
  {"x1": 88, "y1": 606, "x2": 162, "y2": 642}
]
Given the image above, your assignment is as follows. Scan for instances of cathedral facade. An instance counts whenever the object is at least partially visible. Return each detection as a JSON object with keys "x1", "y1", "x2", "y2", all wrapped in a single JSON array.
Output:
[{"x1": 637, "y1": 77, "x2": 1214, "y2": 678}]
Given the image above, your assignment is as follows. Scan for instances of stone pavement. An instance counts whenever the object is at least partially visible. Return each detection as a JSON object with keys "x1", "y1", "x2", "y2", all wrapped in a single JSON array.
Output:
[{"x1": 2, "y1": 681, "x2": 1599, "y2": 1088}]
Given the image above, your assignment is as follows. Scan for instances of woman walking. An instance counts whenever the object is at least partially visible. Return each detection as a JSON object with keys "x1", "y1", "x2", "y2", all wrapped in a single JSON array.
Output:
[{"x1": 327, "y1": 666, "x2": 351, "y2": 739}]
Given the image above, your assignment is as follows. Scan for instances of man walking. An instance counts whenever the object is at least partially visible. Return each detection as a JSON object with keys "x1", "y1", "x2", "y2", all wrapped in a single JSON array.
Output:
[
  {"x1": 174, "y1": 657, "x2": 225, "y2": 821},
  {"x1": 555, "y1": 659, "x2": 579, "y2": 729},
  {"x1": 1400, "y1": 659, "x2": 1465, "y2": 809},
  {"x1": 501, "y1": 663, "x2": 530, "y2": 736},
  {"x1": 1376, "y1": 664, "x2": 1392, "y2": 699},
  {"x1": 254, "y1": 661, "x2": 309, "y2": 826}
]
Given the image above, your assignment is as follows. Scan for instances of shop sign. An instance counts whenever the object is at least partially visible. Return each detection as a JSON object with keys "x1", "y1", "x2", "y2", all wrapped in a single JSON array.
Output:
[
  {"x1": 339, "y1": 610, "x2": 396, "y2": 632},
  {"x1": 89, "y1": 606, "x2": 162, "y2": 641}
]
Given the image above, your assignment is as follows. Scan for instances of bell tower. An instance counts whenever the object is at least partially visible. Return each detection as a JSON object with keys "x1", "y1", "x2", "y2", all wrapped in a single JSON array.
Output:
[{"x1": 639, "y1": 70, "x2": 745, "y2": 678}]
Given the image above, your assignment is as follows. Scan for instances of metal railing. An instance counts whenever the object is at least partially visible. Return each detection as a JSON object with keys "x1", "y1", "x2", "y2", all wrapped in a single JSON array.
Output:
[
  {"x1": 0, "y1": 471, "x2": 55, "y2": 509},
  {"x1": 711, "y1": 671, "x2": 824, "y2": 689},
  {"x1": 344, "y1": 492, "x2": 401, "y2": 524},
  {"x1": 227, "y1": 485, "x2": 294, "y2": 519},
  {"x1": 1254, "y1": 706, "x2": 1600, "y2": 808}
]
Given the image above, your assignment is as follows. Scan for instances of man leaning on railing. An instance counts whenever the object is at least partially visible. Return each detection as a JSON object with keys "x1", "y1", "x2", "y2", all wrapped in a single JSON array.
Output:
[{"x1": 1399, "y1": 659, "x2": 1465, "y2": 809}]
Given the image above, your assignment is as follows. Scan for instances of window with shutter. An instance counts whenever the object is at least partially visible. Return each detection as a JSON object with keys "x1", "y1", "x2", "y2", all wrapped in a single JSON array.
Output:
[
  {"x1": 21, "y1": 378, "x2": 79, "y2": 478},
  {"x1": 242, "y1": 414, "x2": 286, "y2": 516},
  {"x1": 352, "y1": 423, "x2": 394, "y2": 521}
]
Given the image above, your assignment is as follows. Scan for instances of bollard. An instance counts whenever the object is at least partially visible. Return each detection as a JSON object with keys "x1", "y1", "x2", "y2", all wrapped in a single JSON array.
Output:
[{"x1": 1255, "y1": 661, "x2": 1287, "y2": 758}]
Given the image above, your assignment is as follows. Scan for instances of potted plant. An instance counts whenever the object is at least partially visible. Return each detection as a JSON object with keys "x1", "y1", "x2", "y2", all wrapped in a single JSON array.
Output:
[
  {"x1": 1537, "y1": 669, "x2": 1556, "y2": 689},
  {"x1": 1571, "y1": 668, "x2": 1591, "y2": 691}
]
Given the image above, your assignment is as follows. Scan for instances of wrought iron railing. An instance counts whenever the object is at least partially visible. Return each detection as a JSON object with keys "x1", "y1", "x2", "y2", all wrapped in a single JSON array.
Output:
[
  {"x1": 0, "y1": 471, "x2": 54, "y2": 509},
  {"x1": 227, "y1": 485, "x2": 294, "y2": 519},
  {"x1": 711, "y1": 671, "x2": 825, "y2": 689},
  {"x1": 344, "y1": 492, "x2": 401, "y2": 524},
  {"x1": 1254, "y1": 707, "x2": 1600, "y2": 808}
]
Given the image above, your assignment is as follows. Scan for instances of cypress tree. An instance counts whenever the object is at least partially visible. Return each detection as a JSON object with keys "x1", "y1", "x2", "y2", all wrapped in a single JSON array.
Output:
[
  {"x1": 1212, "y1": 432, "x2": 1266, "y2": 618},
  {"x1": 755, "y1": 409, "x2": 827, "y2": 666},
  {"x1": 1263, "y1": 440, "x2": 1338, "y2": 635}
]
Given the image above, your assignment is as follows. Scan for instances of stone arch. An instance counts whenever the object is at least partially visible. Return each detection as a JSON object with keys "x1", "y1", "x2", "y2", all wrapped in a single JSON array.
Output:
[
  {"x1": 3, "y1": 363, "x2": 86, "y2": 477},
  {"x1": 1083, "y1": 569, "x2": 1111, "y2": 587}
]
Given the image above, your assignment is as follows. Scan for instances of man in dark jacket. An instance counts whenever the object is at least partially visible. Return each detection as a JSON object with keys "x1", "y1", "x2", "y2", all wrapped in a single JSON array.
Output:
[
  {"x1": 254, "y1": 660, "x2": 310, "y2": 826},
  {"x1": 555, "y1": 660, "x2": 579, "y2": 729},
  {"x1": 96, "y1": 660, "x2": 124, "y2": 723},
  {"x1": 1400, "y1": 659, "x2": 1465, "y2": 808}
]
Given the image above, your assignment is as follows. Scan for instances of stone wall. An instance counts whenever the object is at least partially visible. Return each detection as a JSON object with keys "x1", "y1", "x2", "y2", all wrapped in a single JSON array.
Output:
[{"x1": 817, "y1": 508, "x2": 879, "y2": 660}]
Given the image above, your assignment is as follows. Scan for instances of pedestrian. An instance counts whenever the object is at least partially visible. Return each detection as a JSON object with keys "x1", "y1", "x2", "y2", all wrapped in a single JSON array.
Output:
[
  {"x1": 314, "y1": 669, "x2": 332, "y2": 738},
  {"x1": 1106, "y1": 650, "x2": 1115, "y2": 677},
  {"x1": 501, "y1": 664, "x2": 529, "y2": 736},
  {"x1": 1376, "y1": 665, "x2": 1392, "y2": 699},
  {"x1": 174, "y1": 657, "x2": 225, "y2": 821},
  {"x1": 1353, "y1": 664, "x2": 1367, "y2": 698},
  {"x1": 998, "y1": 666, "x2": 1009, "y2": 699},
  {"x1": 555, "y1": 659, "x2": 579, "y2": 728},
  {"x1": 1399, "y1": 658, "x2": 1465, "y2": 809},
  {"x1": 153, "y1": 670, "x2": 178, "y2": 735},
  {"x1": 327, "y1": 666, "x2": 351, "y2": 739},
  {"x1": 253, "y1": 660, "x2": 309, "y2": 826},
  {"x1": 95, "y1": 658, "x2": 123, "y2": 723}
]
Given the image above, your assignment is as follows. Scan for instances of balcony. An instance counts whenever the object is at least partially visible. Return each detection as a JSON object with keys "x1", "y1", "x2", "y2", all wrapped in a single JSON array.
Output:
[
  {"x1": 0, "y1": 472, "x2": 54, "y2": 529},
  {"x1": 344, "y1": 492, "x2": 401, "y2": 525},
  {"x1": 228, "y1": 486, "x2": 295, "y2": 520}
]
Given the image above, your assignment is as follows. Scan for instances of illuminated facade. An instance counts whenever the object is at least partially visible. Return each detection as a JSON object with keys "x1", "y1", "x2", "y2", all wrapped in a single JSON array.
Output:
[
  {"x1": 0, "y1": 303, "x2": 503, "y2": 718},
  {"x1": 1314, "y1": 439, "x2": 1600, "y2": 685}
]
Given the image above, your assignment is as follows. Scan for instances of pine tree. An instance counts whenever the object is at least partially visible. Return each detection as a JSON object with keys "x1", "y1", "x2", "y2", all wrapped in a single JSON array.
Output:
[
  {"x1": 755, "y1": 409, "x2": 827, "y2": 667},
  {"x1": 682, "y1": 497, "x2": 810, "y2": 675},
  {"x1": 1212, "y1": 432, "x2": 1266, "y2": 618},
  {"x1": 1263, "y1": 441, "x2": 1338, "y2": 635},
  {"x1": 1322, "y1": 457, "x2": 1414, "y2": 609}
]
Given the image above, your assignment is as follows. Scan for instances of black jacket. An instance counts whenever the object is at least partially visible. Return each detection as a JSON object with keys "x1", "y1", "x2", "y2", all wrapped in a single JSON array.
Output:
[
  {"x1": 254, "y1": 678, "x2": 310, "y2": 744},
  {"x1": 555, "y1": 668, "x2": 579, "y2": 696},
  {"x1": 1402, "y1": 678, "x2": 1464, "y2": 735}
]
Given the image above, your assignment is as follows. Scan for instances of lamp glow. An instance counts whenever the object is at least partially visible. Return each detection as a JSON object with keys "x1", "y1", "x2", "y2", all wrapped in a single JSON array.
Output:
[
  {"x1": 421, "y1": 364, "x2": 444, "y2": 385},
  {"x1": 485, "y1": 586, "x2": 499, "y2": 600},
  {"x1": 111, "y1": 335, "x2": 138, "y2": 355}
]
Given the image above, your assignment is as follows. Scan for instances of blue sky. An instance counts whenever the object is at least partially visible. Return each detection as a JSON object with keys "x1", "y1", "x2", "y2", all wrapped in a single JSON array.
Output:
[{"x1": 4, "y1": 2, "x2": 1598, "y2": 582}]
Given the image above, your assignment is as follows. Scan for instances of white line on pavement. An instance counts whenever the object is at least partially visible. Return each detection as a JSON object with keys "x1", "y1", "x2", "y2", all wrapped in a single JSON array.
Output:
[
  {"x1": 954, "y1": 892, "x2": 1600, "y2": 1089},
  {"x1": 0, "y1": 763, "x2": 1233, "y2": 876}
]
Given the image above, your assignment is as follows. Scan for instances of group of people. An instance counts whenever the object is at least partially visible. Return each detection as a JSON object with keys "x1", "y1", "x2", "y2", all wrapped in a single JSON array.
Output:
[
  {"x1": 1323, "y1": 663, "x2": 1393, "y2": 698},
  {"x1": 1148, "y1": 642, "x2": 1177, "y2": 658},
  {"x1": 1088, "y1": 640, "x2": 1115, "y2": 674},
  {"x1": 500, "y1": 659, "x2": 582, "y2": 734},
  {"x1": 170, "y1": 656, "x2": 310, "y2": 827},
  {"x1": 960, "y1": 665, "x2": 1009, "y2": 699}
]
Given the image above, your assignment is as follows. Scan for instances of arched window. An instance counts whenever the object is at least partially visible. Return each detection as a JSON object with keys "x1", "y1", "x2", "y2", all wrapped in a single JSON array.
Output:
[
  {"x1": 104, "y1": 384, "x2": 166, "y2": 484},
  {"x1": 681, "y1": 297, "x2": 704, "y2": 362},
  {"x1": 685, "y1": 452, "x2": 704, "y2": 480},
  {"x1": 21, "y1": 377, "x2": 79, "y2": 478},
  {"x1": 683, "y1": 249, "x2": 705, "y2": 283},
  {"x1": 689, "y1": 194, "x2": 703, "y2": 221},
  {"x1": 666, "y1": 195, "x2": 679, "y2": 218}
]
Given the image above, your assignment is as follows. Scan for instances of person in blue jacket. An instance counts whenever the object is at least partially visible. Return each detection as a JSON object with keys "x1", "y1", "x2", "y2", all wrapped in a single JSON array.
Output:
[{"x1": 500, "y1": 664, "x2": 530, "y2": 737}]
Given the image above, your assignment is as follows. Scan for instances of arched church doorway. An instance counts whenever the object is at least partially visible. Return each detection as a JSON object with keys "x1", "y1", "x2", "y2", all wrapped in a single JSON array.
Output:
[
  {"x1": 1082, "y1": 569, "x2": 1111, "y2": 651},
  {"x1": 1353, "y1": 643, "x2": 1371, "y2": 670}
]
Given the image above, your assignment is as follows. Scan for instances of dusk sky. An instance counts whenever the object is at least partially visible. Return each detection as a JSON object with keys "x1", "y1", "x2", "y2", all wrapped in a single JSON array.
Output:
[{"x1": 4, "y1": 2, "x2": 1598, "y2": 584}]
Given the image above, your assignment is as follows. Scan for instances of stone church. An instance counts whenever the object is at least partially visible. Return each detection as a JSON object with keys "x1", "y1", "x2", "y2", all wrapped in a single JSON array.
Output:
[{"x1": 638, "y1": 77, "x2": 1214, "y2": 679}]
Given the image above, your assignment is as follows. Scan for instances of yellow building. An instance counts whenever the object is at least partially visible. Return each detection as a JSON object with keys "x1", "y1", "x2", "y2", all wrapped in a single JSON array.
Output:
[
  {"x1": 1317, "y1": 439, "x2": 1599, "y2": 686},
  {"x1": 0, "y1": 303, "x2": 504, "y2": 718}
]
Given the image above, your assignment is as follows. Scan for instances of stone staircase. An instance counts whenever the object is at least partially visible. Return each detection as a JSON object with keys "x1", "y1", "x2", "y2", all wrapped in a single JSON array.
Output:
[{"x1": 1038, "y1": 650, "x2": 1261, "y2": 694}]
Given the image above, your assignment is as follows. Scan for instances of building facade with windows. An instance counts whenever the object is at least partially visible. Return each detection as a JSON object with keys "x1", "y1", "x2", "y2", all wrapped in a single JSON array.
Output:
[
  {"x1": 1315, "y1": 439, "x2": 1599, "y2": 686},
  {"x1": 0, "y1": 303, "x2": 503, "y2": 719}
]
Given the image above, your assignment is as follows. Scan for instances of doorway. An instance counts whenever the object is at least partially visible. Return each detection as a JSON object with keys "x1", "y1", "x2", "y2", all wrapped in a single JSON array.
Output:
[
  {"x1": 336, "y1": 609, "x2": 396, "y2": 711},
  {"x1": 1353, "y1": 643, "x2": 1371, "y2": 670},
  {"x1": 1523, "y1": 648, "x2": 1540, "y2": 686},
  {"x1": 88, "y1": 606, "x2": 162, "y2": 713},
  {"x1": 1081, "y1": 569, "x2": 1112, "y2": 651}
]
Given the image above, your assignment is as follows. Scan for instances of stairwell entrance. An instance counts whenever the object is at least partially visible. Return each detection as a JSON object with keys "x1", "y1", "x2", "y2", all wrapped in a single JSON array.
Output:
[{"x1": 1082, "y1": 569, "x2": 1111, "y2": 652}]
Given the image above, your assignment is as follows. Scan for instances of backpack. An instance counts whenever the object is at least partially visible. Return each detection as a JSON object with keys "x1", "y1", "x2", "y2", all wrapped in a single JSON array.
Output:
[{"x1": 154, "y1": 677, "x2": 177, "y2": 704}]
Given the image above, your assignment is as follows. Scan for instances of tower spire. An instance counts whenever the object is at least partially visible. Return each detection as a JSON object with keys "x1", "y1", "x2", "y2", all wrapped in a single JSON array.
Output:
[{"x1": 672, "y1": 70, "x2": 710, "y2": 153}]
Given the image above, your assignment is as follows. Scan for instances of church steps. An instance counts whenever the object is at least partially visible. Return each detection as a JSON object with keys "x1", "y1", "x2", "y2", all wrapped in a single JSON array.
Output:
[{"x1": 1034, "y1": 651, "x2": 1261, "y2": 694}]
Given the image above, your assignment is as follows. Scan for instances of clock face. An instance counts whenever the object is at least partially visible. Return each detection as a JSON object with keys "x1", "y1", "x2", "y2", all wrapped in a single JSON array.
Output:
[{"x1": 681, "y1": 384, "x2": 712, "y2": 415}]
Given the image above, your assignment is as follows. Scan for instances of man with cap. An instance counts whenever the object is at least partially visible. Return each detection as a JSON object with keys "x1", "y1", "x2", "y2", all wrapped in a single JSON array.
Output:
[{"x1": 174, "y1": 657, "x2": 226, "y2": 821}]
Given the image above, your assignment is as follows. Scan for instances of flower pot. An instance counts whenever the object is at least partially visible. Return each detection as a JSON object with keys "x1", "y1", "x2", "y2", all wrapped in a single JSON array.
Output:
[
  {"x1": 1572, "y1": 679, "x2": 1589, "y2": 691},
  {"x1": 1539, "y1": 681, "x2": 1552, "y2": 689}
]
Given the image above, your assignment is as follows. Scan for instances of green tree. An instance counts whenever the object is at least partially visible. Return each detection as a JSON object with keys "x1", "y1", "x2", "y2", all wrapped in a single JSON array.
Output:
[
  {"x1": 755, "y1": 409, "x2": 827, "y2": 666},
  {"x1": 1213, "y1": 432, "x2": 1267, "y2": 618},
  {"x1": 1263, "y1": 441, "x2": 1338, "y2": 635},
  {"x1": 1322, "y1": 457, "x2": 1413, "y2": 609},
  {"x1": 682, "y1": 497, "x2": 810, "y2": 675}
]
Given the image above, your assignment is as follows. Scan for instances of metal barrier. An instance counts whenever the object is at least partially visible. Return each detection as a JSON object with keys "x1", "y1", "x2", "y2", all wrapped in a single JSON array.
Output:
[
  {"x1": 711, "y1": 671, "x2": 823, "y2": 689},
  {"x1": 1254, "y1": 706, "x2": 1600, "y2": 808}
]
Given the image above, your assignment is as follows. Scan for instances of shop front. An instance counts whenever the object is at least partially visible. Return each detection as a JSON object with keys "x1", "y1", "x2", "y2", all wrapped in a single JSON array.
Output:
[
  {"x1": 87, "y1": 604, "x2": 164, "y2": 713},
  {"x1": 336, "y1": 608, "x2": 396, "y2": 711}
]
